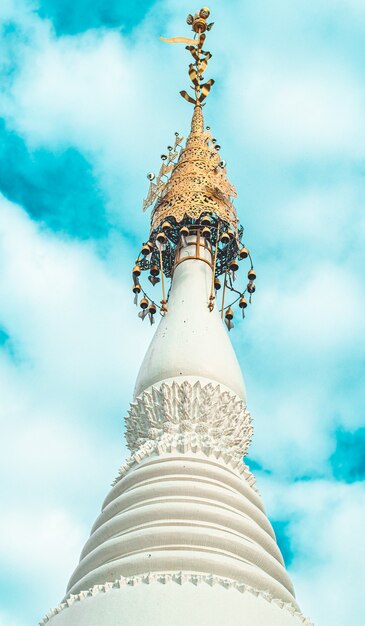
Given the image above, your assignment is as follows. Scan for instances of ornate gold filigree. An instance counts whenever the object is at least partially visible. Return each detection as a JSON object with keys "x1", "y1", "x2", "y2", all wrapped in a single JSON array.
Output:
[
  {"x1": 151, "y1": 105, "x2": 239, "y2": 234},
  {"x1": 143, "y1": 10, "x2": 239, "y2": 234},
  {"x1": 142, "y1": 132, "x2": 183, "y2": 212}
]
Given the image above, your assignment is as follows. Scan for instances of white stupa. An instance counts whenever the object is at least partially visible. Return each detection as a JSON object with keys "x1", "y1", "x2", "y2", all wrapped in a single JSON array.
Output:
[{"x1": 40, "y1": 7, "x2": 313, "y2": 626}]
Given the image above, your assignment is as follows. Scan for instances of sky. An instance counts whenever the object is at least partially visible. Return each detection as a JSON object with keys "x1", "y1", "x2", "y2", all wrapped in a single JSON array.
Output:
[{"x1": 0, "y1": 0, "x2": 364, "y2": 624}]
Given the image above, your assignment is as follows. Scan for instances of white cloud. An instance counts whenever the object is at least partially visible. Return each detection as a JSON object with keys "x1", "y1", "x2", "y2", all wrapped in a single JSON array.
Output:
[
  {"x1": 274, "y1": 185, "x2": 365, "y2": 256},
  {"x1": 336, "y1": 0, "x2": 365, "y2": 16},
  {"x1": 0, "y1": 13, "x2": 185, "y2": 208},
  {"x1": 0, "y1": 195, "x2": 151, "y2": 416},
  {"x1": 258, "y1": 478, "x2": 365, "y2": 626},
  {"x1": 0, "y1": 508, "x2": 84, "y2": 581},
  {"x1": 0, "y1": 611, "x2": 27, "y2": 626},
  {"x1": 229, "y1": 61, "x2": 365, "y2": 159},
  {"x1": 3, "y1": 0, "x2": 365, "y2": 168},
  {"x1": 0, "y1": 506, "x2": 86, "y2": 623},
  {"x1": 240, "y1": 254, "x2": 365, "y2": 478},
  {"x1": 0, "y1": 0, "x2": 24, "y2": 21},
  {"x1": 0, "y1": 4, "x2": 181, "y2": 226},
  {"x1": 257, "y1": 262, "x2": 364, "y2": 354},
  {"x1": 0, "y1": 193, "x2": 154, "y2": 493},
  {"x1": 0, "y1": 195, "x2": 152, "y2": 616},
  {"x1": 249, "y1": 390, "x2": 332, "y2": 479},
  {"x1": 8, "y1": 31, "x2": 135, "y2": 151}
]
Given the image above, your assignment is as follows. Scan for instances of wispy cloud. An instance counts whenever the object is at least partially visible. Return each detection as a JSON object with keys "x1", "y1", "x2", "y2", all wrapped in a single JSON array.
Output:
[
  {"x1": 259, "y1": 478, "x2": 365, "y2": 626},
  {"x1": 0, "y1": 195, "x2": 151, "y2": 620}
]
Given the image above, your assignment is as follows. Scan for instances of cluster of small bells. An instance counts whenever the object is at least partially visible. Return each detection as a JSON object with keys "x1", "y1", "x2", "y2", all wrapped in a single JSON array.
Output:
[{"x1": 132, "y1": 214, "x2": 256, "y2": 331}]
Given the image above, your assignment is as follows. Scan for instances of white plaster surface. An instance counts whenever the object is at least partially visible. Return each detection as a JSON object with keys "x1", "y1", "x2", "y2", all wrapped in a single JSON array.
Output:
[
  {"x1": 44, "y1": 580, "x2": 309, "y2": 626},
  {"x1": 65, "y1": 451, "x2": 296, "y2": 607},
  {"x1": 125, "y1": 377, "x2": 252, "y2": 457},
  {"x1": 134, "y1": 239, "x2": 246, "y2": 400},
  {"x1": 41, "y1": 249, "x2": 312, "y2": 625}
]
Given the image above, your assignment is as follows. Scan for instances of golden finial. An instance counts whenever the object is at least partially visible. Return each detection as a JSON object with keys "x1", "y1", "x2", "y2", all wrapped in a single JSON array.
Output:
[
  {"x1": 161, "y1": 7, "x2": 215, "y2": 107},
  {"x1": 132, "y1": 7, "x2": 257, "y2": 327}
]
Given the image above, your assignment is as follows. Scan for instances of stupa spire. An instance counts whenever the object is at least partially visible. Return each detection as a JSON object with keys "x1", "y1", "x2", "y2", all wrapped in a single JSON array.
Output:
[{"x1": 40, "y1": 8, "x2": 313, "y2": 626}]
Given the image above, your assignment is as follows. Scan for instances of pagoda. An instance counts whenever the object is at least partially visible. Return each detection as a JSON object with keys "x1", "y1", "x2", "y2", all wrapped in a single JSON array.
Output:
[{"x1": 40, "y1": 8, "x2": 313, "y2": 626}]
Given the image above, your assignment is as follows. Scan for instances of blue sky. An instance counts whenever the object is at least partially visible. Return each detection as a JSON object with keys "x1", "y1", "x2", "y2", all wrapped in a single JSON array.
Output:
[{"x1": 0, "y1": 1, "x2": 364, "y2": 625}]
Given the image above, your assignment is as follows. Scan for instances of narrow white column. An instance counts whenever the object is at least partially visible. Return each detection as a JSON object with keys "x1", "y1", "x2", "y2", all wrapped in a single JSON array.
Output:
[{"x1": 134, "y1": 235, "x2": 246, "y2": 401}]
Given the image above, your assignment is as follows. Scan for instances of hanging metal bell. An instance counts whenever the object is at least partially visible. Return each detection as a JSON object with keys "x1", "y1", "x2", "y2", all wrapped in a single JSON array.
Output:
[
  {"x1": 149, "y1": 264, "x2": 160, "y2": 286},
  {"x1": 248, "y1": 268, "x2": 256, "y2": 281},
  {"x1": 202, "y1": 226, "x2": 211, "y2": 239},
  {"x1": 138, "y1": 297, "x2": 149, "y2": 319},
  {"x1": 132, "y1": 283, "x2": 141, "y2": 305},
  {"x1": 162, "y1": 220, "x2": 172, "y2": 231},
  {"x1": 228, "y1": 228, "x2": 235, "y2": 240},
  {"x1": 150, "y1": 265, "x2": 160, "y2": 277},
  {"x1": 225, "y1": 307, "x2": 234, "y2": 331},
  {"x1": 180, "y1": 225, "x2": 189, "y2": 247},
  {"x1": 247, "y1": 282, "x2": 256, "y2": 294},
  {"x1": 201, "y1": 215, "x2": 212, "y2": 226},
  {"x1": 239, "y1": 297, "x2": 247, "y2": 317},
  {"x1": 230, "y1": 259, "x2": 239, "y2": 273},
  {"x1": 220, "y1": 232, "x2": 230, "y2": 245},
  {"x1": 239, "y1": 247, "x2": 249, "y2": 259},
  {"x1": 132, "y1": 264, "x2": 141, "y2": 278},
  {"x1": 148, "y1": 302, "x2": 157, "y2": 325},
  {"x1": 214, "y1": 277, "x2": 221, "y2": 291},
  {"x1": 156, "y1": 231, "x2": 167, "y2": 245},
  {"x1": 141, "y1": 243, "x2": 151, "y2": 256}
]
